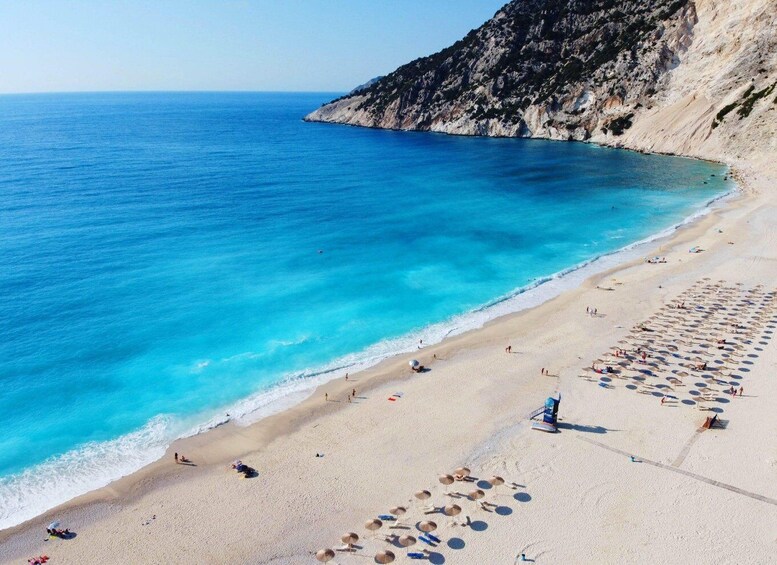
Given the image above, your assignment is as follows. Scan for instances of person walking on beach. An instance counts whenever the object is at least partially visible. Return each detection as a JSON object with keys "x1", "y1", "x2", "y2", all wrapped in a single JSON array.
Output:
[
  {"x1": 174, "y1": 452, "x2": 178, "y2": 464},
  {"x1": 739, "y1": 386, "x2": 743, "y2": 396},
  {"x1": 506, "y1": 345, "x2": 512, "y2": 353},
  {"x1": 352, "y1": 388, "x2": 356, "y2": 397},
  {"x1": 345, "y1": 373, "x2": 348, "y2": 381},
  {"x1": 325, "y1": 393, "x2": 328, "y2": 401}
]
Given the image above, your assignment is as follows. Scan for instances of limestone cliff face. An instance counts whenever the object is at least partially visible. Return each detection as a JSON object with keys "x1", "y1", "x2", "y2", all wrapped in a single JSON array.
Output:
[{"x1": 305, "y1": 0, "x2": 776, "y2": 164}]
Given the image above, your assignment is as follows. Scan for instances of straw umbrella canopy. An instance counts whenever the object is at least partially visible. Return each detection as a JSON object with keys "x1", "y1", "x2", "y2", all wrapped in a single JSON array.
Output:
[
  {"x1": 488, "y1": 475, "x2": 505, "y2": 495},
  {"x1": 398, "y1": 535, "x2": 417, "y2": 548},
  {"x1": 439, "y1": 473, "x2": 454, "y2": 494},
  {"x1": 443, "y1": 504, "x2": 462, "y2": 517},
  {"x1": 443, "y1": 503, "x2": 462, "y2": 526},
  {"x1": 375, "y1": 550, "x2": 396, "y2": 564},
  {"x1": 454, "y1": 466, "x2": 470, "y2": 477},
  {"x1": 341, "y1": 532, "x2": 359, "y2": 546},
  {"x1": 414, "y1": 490, "x2": 431, "y2": 501},
  {"x1": 390, "y1": 506, "x2": 406, "y2": 517},
  {"x1": 469, "y1": 489, "x2": 485, "y2": 510},
  {"x1": 365, "y1": 519, "x2": 383, "y2": 535},
  {"x1": 315, "y1": 549, "x2": 335, "y2": 562},
  {"x1": 418, "y1": 521, "x2": 437, "y2": 533}
]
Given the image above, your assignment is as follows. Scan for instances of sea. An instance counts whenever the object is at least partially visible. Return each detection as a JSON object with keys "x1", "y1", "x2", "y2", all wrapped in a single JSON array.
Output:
[{"x1": 0, "y1": 92, "x2": 731, "y2": 528}]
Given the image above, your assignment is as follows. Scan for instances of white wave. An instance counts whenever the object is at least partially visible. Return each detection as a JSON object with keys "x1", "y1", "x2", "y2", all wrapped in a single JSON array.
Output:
[
  {"x1": 192, "y1": 184, "x2": 736, "y2": 433},
  {"x1": 0, "y1": 415, "x2": 175, "y2": 530}
]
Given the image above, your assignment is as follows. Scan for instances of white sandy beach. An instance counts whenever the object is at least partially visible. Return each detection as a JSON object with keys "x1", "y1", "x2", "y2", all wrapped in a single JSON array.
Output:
[{"x1": 2, "y1": 160, "x2": 776, "y2": 564}]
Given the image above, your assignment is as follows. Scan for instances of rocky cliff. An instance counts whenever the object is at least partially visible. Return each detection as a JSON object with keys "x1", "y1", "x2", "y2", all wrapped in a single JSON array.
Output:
[{"x1": 305, "y1": 0, "x2": 776, "y2": 164}]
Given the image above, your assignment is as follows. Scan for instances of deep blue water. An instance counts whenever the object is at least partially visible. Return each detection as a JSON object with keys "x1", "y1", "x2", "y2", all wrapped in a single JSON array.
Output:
[{"x1": 0, "y1": 92, "x2": 729, "y2": 527}]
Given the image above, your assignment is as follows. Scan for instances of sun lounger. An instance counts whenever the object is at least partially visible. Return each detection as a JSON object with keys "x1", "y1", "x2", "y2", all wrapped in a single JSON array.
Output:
[
  {"x1": 378, "y1": 514, "x2": 395, "y2": 521},
  {"x1": 418, "y1": 534, "x2": 436, "y2": 546},
  {"x1": 408, "y1": 552, "x2": 426, "y2": 559},
  {"x1": 425, "y1": 533, "x2": 441, "y2": 543}
]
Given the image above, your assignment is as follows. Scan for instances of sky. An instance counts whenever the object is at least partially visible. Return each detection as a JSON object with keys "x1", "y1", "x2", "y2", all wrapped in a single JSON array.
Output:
[{"x1": 0, "y1": 1, "x2": 507, "y2": 94}]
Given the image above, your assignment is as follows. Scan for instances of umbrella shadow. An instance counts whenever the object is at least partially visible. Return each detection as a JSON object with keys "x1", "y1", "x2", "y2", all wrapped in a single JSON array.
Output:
[
  {"x1": 513, "y1": 492, "x2": 532, "y2": 503},
  {"x1": 469, "y1": 520, "x2": 488, "y2": 532},
  {"x1": 447, "y1": 538, "x2": 465, "y2": 550},
  {"x1": 427, "y1": 552, "x2": 446, "y2": 564}
]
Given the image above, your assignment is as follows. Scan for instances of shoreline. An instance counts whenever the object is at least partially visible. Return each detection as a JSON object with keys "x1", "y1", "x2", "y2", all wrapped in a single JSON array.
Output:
[
  {"x1": 2, "y1": 156, "x2": 775, "y2": 562},
  {"x1": 0, "y1": 155, "x2": 757, "y2": 547},
  {"x1": 0, "y1": 156, "x2": 733, "y2": 532}
]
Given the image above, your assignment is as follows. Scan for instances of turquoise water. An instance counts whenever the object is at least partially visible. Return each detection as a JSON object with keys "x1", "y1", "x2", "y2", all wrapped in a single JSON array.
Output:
[{"x1": 0, "y1": 92, "x2": 729, "y2": 527}]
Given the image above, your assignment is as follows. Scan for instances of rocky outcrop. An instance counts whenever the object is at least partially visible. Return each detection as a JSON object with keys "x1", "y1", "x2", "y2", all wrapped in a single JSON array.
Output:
[{"x1": 305, "y1": 0, "x2": 777, "y2": 163}]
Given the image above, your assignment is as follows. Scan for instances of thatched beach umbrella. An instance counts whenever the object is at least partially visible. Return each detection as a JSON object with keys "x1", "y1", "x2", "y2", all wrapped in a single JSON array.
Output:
[
  {"x1": 443, "y1": 503, "x2": 462, "y2": 526},
  {"x1": 418, "y1": 521, "x2": 437, "y2": 533},
  {"x1": 398, "y1": 534, "x2": 417, "y2": 548},
  {"x1": 439, "y1": 473, "x2": 454, "y2": 494},
  {"x1": 444, "y1": 504, "x2": 462, "y2": 517},
  {"x1": 375, "y1": 549, "x2": 395, "y2": 564},
  {"x1": 469, "y1": 489, "x2": 485, "y2": 510},
  {"x1": 454, "y1": 466, "x2": 471, "y2": 478},
  {"x1": 365, "y1": 519, "x2": 383, "y2": 537},
  {"x1": 489, "y1": 475, "x2": 505, "y2": 495},
  {"x1": 341, "y1": 532, "x2": 359, "y2": 546},
  {"x1": 315, "y1": 548, "x2": 335, "y2": 562},
  {"x1": 414, "y1": 490, "x2": 431, "y2": 509},
  {"x1": 390, "y1": 505, "x2": 407, "y2": 526}
]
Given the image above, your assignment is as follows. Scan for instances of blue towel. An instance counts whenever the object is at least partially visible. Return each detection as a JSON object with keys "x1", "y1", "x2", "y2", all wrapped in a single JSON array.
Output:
[
  {"x1": 408, "y1": 552, "x2": 425, "y2": 559},
  {"x1": 378, "y1": 514, "x2": 395, "y2": 521}
]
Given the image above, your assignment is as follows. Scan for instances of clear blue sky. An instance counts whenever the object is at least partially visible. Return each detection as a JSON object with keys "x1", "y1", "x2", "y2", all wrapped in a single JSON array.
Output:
[{"x1": 0, "y1": 1, "x2": 506, "y2": 94}]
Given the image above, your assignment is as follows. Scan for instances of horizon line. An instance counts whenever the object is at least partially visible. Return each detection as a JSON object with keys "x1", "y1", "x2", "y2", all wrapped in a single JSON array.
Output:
[{"x1": 0, "y1": 89, "x2": 348, "y2": 97}]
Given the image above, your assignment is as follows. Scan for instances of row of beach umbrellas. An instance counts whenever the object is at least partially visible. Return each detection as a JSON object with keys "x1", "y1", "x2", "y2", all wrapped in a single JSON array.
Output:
[
  {"x1": 316, "y1": 468, "x2": 506, "y2": 562},
  {"x1": 584, "y1": 280, "x2": 776, "y2": 405}
]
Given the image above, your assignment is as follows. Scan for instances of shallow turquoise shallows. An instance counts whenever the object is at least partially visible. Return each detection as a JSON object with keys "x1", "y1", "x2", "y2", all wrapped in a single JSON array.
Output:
[{"x1": 0, "y1": 92, "x2": 729, "y2": 527}]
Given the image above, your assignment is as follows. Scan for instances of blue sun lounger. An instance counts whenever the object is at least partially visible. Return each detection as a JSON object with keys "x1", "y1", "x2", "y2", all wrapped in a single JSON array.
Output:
[
  {"x1": 425, "y1": 533, "x2": 441, "y2": 543},
  {"x1": 408, "y1": 552, "x2": 426, "y2": 559}
]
